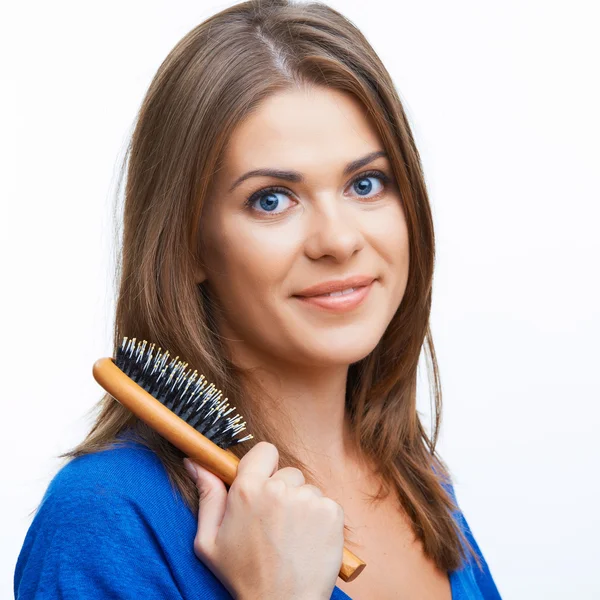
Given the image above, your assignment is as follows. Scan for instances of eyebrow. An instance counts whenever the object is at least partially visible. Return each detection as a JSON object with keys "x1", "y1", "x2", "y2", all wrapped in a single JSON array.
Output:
[{"x1": 227, "y1": 150, "x2": 389, "y2": 193}]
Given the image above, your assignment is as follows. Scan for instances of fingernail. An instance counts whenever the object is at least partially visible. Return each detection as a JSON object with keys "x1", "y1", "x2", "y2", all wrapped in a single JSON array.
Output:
[{"x1": 183, "y1": 458, "x2": 198, "y2": 481}]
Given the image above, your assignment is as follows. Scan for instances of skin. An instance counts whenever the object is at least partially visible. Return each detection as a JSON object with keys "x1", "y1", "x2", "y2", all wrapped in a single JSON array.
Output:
[{"x1": 196, "y1": 85, "x2": 410, "y2": 482}]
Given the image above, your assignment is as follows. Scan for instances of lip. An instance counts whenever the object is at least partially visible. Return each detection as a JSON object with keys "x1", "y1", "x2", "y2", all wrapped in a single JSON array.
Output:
[
  {"x1": 292, "y1": 278, "x2": 376, "y2": 313},
  {"x1": 294, "y1": 275, "x2": 376, "y2": 297}
]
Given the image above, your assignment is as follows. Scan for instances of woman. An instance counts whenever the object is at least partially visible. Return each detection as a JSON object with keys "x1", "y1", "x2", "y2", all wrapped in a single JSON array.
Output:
[{"x1": 15, "y1": 0, "x2": 502, "y2": 598}]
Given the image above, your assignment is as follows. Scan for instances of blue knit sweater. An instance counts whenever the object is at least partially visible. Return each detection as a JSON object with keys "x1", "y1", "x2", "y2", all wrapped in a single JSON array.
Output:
[{"x1": 14, "y1": 439, "x2": 502, "y2": 599}]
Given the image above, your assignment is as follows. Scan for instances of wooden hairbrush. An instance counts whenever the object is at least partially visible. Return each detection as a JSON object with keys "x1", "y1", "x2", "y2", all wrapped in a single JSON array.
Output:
[{"x1": 92, "y1": 336, "x2": 366, "y2": 583}]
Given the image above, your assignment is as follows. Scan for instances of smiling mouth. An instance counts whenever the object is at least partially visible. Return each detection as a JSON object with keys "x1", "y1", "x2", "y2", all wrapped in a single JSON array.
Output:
[
  {"x1": 318, "y1": 287, "x2": 358, "y2": 297},
  {"x1": 292, "y1": 281, "x2": 375, "y2": 312},
  {"x1": 293, "y1": 275, "x2": 376, "y2": 297}
]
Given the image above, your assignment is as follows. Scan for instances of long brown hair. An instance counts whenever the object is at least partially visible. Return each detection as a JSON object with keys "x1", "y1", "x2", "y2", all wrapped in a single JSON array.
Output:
[{"x1": 62, "y1": 0, "x2": 480, "y2": 572}]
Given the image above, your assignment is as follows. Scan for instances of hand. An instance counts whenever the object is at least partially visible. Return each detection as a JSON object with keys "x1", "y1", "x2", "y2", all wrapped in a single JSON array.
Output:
[{"x1": 183, "y1": 441, "x2": 344, "y2": 600}]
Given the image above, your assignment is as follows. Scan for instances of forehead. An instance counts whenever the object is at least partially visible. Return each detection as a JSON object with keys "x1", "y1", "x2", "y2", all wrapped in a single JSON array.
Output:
[{"x1": 221, "y1": 87, "x2": 383, "y2": 175}]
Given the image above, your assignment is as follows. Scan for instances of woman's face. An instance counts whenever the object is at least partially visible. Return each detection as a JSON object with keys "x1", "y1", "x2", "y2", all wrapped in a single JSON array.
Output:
[{"x1": 198, "y1": 86, "x2": 409, "y2": 370}]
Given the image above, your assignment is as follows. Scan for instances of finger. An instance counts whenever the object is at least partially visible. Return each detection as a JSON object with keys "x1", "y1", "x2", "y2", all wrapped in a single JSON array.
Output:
[
  {"x1": 235, "y1": 441, "x2": 279, "y2": 481},
  {"x1": 299, "y1": 484, "x2": 324, "y2": 497},
  {"x1": 183, "y1": 458, "x2": 228, "y2": 553},
  {"x1": 270, "y1": 466, "x2": 305, "y2": 487}
]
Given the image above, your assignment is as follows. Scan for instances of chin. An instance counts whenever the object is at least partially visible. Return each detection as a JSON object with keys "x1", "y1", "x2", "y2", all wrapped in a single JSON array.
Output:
[{"x1": 297, "y1": 327, "x2": 383, "y2": 367}]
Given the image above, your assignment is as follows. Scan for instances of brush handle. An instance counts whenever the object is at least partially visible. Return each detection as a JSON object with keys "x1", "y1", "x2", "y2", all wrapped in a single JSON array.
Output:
[{"x1": 92, "y1": 357, "x2": 366, "y2": 583}]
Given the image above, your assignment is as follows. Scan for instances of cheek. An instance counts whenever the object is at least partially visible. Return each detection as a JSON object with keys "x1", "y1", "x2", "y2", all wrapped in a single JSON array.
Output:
[
  {"x1": 365, "y1": 202, "x2": 410, "y2": 319},
  {"x1": 368, "y1": 202, "x2": 410, "y2": 273},
  {"x1": 207, "y1": 214, "x2": 300, "y2": 310}
]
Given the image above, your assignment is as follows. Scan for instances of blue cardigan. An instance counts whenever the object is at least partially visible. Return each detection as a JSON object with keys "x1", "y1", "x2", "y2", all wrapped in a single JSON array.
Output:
[{"x1": 14, "y1": 440, "x2": 502, "y2": 599}]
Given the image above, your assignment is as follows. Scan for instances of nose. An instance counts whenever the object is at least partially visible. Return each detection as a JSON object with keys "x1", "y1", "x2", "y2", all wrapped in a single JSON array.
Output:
[{"x1": 303, "y1": 197, "x2": 365, "y2": 262}]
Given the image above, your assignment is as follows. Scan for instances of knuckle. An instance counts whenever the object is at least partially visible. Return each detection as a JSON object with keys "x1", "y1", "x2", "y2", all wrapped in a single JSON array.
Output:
[
  {"x1": 263, "y1": 442, "x2": 280, "y2": 463},
  {"x1": 296, "y1": 484, "x2": 321, "y2": 502},
  {"x1": 240, "y1": 441, "x2": 279, "y2": 469},
  {"x1": 274, "y1": 466, "x2": 305, "y2": 483},
  {"x1": 193, "y1": 534, "x2": 209, "y2": 559},
  {"x1": 321, "y1": 497, "x2": 344, "y2": 520},
  {"x1": 230, "y1": 478, "x2": 255, "y2": 503},
  {"x1": 287, "y1": 467, "x2": 305, "y2": 481},
  {"x1": 264, "y1": 477, "x2": 287, "y2": 499},
  {"x1": 256, "y1": 440, "x2": 278, "y2": 456}
]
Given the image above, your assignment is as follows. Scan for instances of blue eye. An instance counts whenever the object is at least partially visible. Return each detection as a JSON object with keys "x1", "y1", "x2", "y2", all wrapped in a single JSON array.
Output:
[
  {"x1": 243, "y1": 169, "x2": 390, "y2": 216},
  {"x1": 245, "y1": 189, "x2": 293, "y2": 215},
  {"x1": 351, "y1": 174, "x2": 386, "y2": 197}
]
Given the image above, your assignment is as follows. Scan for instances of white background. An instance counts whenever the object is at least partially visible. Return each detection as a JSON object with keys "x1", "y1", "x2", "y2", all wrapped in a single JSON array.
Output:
[{"x1": 2, "y1": 1, "x2": 599, "y2": 598}]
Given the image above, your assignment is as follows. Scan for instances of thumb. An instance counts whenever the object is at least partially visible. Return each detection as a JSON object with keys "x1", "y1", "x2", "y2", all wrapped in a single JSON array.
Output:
[{"x1": 183, "y1": 458, "x2": 228, "y2": 556}]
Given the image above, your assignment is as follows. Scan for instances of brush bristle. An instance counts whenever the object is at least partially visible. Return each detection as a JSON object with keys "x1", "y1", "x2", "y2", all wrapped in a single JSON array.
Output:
[{"x1": 115, "y1": 336, "x2": 253, "y2": 449}]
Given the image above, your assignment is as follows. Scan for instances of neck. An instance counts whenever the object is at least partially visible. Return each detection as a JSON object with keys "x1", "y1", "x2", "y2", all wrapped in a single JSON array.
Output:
[
  {"x1": 252, "y1": 360, "x2": 356, "y2": 467},
  {"x1": 228, "y1": 349, "x2": 360, "y2": 477}
]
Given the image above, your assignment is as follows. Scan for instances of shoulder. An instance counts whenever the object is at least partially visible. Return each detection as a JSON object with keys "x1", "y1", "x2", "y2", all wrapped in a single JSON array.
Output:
[
  {"x1": 36, "y1": 436, "x2": 197, "y2": 522},
  {"x1": 435, "y1": 469, "x2": 503, "y2": 598},
  {"x1": 18, "y1": 439, "x2": 183, "y2": 552},
  {"x1": 48, "y1": 439, "x2": 171, "y2": 500},
  {"x1": 28, "y1": 438, "x2": 194, "y2": 548},
  {"x1": 14, "y1": 440, "x2": 229, "y2": 600}
]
